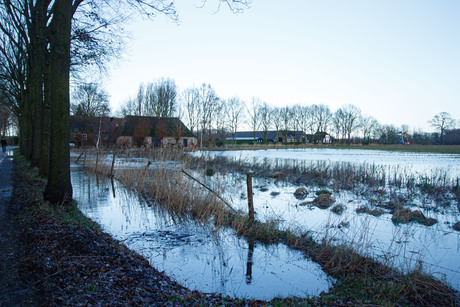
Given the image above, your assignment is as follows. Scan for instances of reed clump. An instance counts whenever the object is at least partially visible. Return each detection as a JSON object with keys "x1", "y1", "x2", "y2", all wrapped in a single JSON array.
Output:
[{"x1": 391, "y1": 207, "x2": 437, "y2": 226}]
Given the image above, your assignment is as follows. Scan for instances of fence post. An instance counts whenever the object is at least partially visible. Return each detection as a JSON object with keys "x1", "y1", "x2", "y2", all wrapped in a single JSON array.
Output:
[
  {"x1": 83, "y1": 151, "x2": 87, "y2": 167},
  {"x1": 247, "y1": 172, "x2": 254, "y2": 221},
  {"x1": 75, "y1": 151, "x2": 84, "y2": 163},
  {"x1": 110, "y1": 153, "x2": 116, "y2": 178}
]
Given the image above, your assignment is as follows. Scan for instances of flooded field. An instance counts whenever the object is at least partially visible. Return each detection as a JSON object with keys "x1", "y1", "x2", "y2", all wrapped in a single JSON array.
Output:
[
  {"x1": 71, "y1": 147, "x2": 460, "y2": 295},
  {"x1": 197, "y1": 148, "x2": 460, "y2": 291},
  {"x1": 206, "y1": 148, "x2": 460, "y2": 179},
  {"x1": 71, "y1": 165, "x2": 334, "y2": 300}
]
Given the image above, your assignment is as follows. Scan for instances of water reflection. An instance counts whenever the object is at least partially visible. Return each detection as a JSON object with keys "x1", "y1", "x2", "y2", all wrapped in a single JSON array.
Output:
[
  {"x1": 71, "y1": 165, "x2": 334, "y2": 300},
  {"x1": 246, "y1": 239, "x2": 254, "y2": 284}
]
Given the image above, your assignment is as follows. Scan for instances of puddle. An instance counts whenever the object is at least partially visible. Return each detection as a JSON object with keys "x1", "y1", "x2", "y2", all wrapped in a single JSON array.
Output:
[{"x1": 71, "y1": 165, "x2": 334, "y2": 300}]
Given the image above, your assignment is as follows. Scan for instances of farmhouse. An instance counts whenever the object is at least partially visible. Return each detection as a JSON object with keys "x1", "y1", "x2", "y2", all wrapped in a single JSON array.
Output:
[
  {"x1": 305, "y1": 132, "x2": 333, "y2": 144},
  {"x1": 119, "y1": 116, "x2": 197, "y2": 148},
  {"x1": 70, "y1": 115, "x2": 197, "y2": 148}
]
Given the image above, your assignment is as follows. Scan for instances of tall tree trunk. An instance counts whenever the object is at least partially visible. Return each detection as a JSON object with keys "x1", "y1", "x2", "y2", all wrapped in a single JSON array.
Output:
[
  {"x1": 22, "y1": 96, "x2": 33, "y2": 159},
  {"x1": 29, "y1": 2, "x2": 47, "y2": 168},
  {"x1": 39, "y1": 61, "x2": 51, "y2": 178},
  {"x1": 39, "y1": 103, "x2": 50, "y2": 177},
  {"x1": 44, "y1": 0, "x2": 74, "y2": 204}
]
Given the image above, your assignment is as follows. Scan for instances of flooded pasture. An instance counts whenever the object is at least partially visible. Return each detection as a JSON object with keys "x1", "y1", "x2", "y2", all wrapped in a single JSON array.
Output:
[
  {"x1": 209, "y1": 148, "x2": 460, "y2": 178},
  {"x1": 198, "y1": 148, "x2": 460, "y2": 291},
  {"x1": 71, "y1": 147, "x2": 460, "y2": 294},
  {"x1": 71, "y1": 165, "x2": 334, "y2": 300}
]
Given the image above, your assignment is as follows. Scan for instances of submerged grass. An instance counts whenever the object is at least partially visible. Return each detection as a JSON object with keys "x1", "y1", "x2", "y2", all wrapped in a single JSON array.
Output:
[
  {"x1": 194, "y1": 151, "x2": 459, "y2": 214},
  {"x1": 72, "y1": 148, "x2": 459, "y2": 306}
]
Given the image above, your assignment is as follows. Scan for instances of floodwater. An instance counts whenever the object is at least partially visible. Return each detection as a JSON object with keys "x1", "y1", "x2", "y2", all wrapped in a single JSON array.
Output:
[
  {"x1": 71, "y1": 148, "x2": 460, "y2": 293},
  {"x1": 205, "y1": 148, "x2": 460, "y2": 179},
  {"x1": 71, "y1": 165, "x2": 334, "y2": 300},
  {"x1": 193, "y1": 148, "x2": 460, "y2": 291}
]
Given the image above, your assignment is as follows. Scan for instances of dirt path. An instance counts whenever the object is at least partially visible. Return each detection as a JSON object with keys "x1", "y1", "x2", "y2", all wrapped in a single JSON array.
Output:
[{"x1": 0, "y1": 148, "x2": 36, "y2": 306}]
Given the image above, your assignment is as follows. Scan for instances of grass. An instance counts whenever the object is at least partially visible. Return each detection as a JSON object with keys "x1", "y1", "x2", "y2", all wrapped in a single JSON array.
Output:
[
  {"x1": 13, "y1": 151, "x2": 102, "y2": 233},
  {"x1": 72, "y1": 148, "x2": 459, "y2": 306}
]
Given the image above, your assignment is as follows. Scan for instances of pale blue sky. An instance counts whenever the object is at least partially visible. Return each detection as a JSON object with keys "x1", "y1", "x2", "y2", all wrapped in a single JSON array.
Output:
[{"x1": 105, "y1": 0, "x2": 459, "y2": 132}]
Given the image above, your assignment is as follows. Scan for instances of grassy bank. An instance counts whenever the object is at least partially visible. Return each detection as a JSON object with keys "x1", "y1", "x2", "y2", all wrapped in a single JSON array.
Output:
[{"x1": 75, "y1": 148, "x2": 460, "y2": 306}]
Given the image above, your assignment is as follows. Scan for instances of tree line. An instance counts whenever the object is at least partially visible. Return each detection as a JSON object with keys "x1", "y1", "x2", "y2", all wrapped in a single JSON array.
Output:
[
  {"x1": 0, "y1": 0, "x2": 249, "y2": 205},
  {"x1": 116, "y1": 79, "x2": 459, "y2": 146}
]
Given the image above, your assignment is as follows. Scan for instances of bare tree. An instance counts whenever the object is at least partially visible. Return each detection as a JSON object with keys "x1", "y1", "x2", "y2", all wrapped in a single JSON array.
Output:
[
  {"x1": 304, "y1": 106, "x2": 316, "y2": 142},
  {"x1": 135, "y1": 83, "x2": 145, "y2": 116},
  {"x1": 334, "y1": 104, "x2": 361, "y2": 144},
  {"x1": 332, "y1": 108, "x2": 344, "y2": 142},
  {"x1": 118, "y1": 97, "x2": 137, "y2": 117},
  {"x1": 227, "y1": 97, "x2": 245, "y2": 144},
  {"x1": 0, "y1": 105, "x2": 15, "y2": 136},
  {"x1": 376, "y1": 124, "x2": 400, "y2": 144},
  {"x1": 181, "y1": 87, "x2": 200, "y2": 134},
  {"x1": 197, "y1": 83, "x2": 219, "y2": 147},
  {"x1": 311, "y1": 104, "x2": 332, "y2": 143},
  {"x1": 428, "y1": 112, "x2": 455, "y2": 145},
  {"x1": 247, "y1": 97, "x2": 261, "y2": 143},
  {"x1": 360, "y1": 115, "x2": 378, "y2": 144},
  {"x1": 213, "y1": 98, "x2": 227, "y2": 144},
  {"x1": 271, "y1": 106, "x2": 283, "y2": 143},
  {"x1": 298, "y1": 105, "x2": 309, "y2": 143},
  {"x1": 144, "y1": 78, "x2": 177, "y2": 117},
  {"x1": 291, "y1": 104, "x2": 302, "y2": 143},
  {"x1": 258, "y1": 102, "x2": 271, "y2": 143},
  {"x1": 71, "y1": 83, "x2": 110, "y2": 116},
  {"x1": 200, "y1": 0, "x2": 252, "y2": 13},
  {"x1": 280, "y1": 106, "x2": 293, "y2": 143}
]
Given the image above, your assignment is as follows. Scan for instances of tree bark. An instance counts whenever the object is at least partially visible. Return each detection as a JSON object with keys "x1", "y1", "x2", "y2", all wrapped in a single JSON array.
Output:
[
  {"x1": 39, "y1": 100, "x2": 50, "y2": 178},
  {"x1": 44, "y1": 0, "x2": 75, "y2": 204},
  {"x1": 28, "y1": 3, "x2": 47, "y2": 167}
]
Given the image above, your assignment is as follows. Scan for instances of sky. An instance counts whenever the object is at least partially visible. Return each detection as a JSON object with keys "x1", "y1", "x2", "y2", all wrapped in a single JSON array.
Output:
[{"x1": 104, "y1": 0, "x2": 460, "y2": 132}]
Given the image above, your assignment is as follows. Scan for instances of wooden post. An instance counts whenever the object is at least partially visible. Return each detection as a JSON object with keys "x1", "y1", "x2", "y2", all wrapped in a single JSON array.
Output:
[
  {"x1": 75, "y1": 151, "x2": 84, "y2": 163},
  {"x1": 110, "y1": 153, "x2": 116, "y2": 178},
  {"x1": 83, "y1": 151, "x2": 87, "y2": 167},
  {"x1": 247, "y1": 172, "x2": 254, "y2": 221}
]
